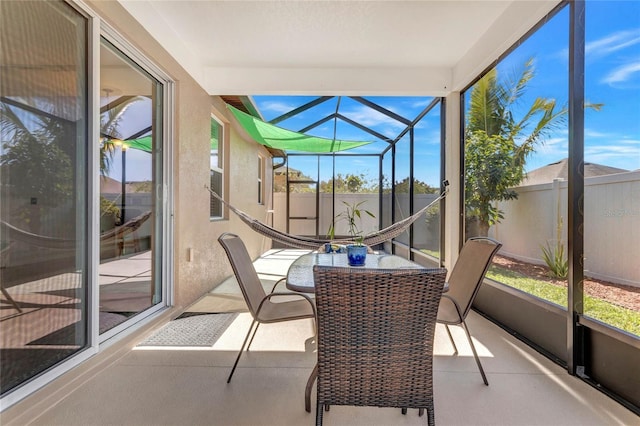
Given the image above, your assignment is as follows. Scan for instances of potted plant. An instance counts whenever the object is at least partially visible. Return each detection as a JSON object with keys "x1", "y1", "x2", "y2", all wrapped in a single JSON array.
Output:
[{"x1": 328, "y1": 200, "x2": 375, "y2": 266}]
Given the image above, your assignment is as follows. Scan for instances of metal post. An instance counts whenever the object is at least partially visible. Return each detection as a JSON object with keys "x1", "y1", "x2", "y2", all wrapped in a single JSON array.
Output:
[
  {"x1": 121, "y1": 144, "x2": 127, "y2": 223},
  {"x1": 409, "y1": 126, "x2": 415, "y2": 259},
  {"x1": 567, "y1": 0, "x2": 586, "y2": 375}
]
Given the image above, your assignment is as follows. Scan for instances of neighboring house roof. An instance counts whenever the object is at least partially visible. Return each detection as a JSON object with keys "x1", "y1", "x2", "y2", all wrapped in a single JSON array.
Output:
[
  {"x1": 100, "y1": 176, "x2": 123, "y2": 193},
  {"x1": 100, "y1": 176, "x2": 144, "y2": 193},
  {"x1": 274, "y1": 165, "x2": 304, "y2": 177},
  {"x1": 522, "y1": 158, "x2": 628, "y2": 186}
]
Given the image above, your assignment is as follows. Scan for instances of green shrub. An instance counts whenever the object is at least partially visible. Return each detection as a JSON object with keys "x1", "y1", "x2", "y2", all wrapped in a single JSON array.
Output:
[{"x1": 541, "y1": 240, "x2": 568, "y2": 279}]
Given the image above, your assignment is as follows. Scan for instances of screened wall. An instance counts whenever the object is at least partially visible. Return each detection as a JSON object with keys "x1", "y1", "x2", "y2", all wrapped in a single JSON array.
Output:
[
  {"x1": 266, "y1": 96, "x2": 444, "y2": 264},
  {"x1": 464, "y1": 0, "x2": 639, "y2": 410}
]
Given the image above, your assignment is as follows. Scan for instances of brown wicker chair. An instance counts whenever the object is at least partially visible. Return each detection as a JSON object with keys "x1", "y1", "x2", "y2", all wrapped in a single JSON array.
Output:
[
  {"x1": 218, "y1": 232, "x2": 316, "y2": 383},
  {"x1": 437, "y1": 237, "x2": 502, "y2": 386},
  {"x1": 313, "y1": 265, "x2": 447, "y2": 426}
]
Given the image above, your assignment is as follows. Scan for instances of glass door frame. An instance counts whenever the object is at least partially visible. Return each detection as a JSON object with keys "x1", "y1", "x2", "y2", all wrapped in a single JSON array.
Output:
[{"x1": 96, "y1": 20, "x2": 174, "y2": 345}]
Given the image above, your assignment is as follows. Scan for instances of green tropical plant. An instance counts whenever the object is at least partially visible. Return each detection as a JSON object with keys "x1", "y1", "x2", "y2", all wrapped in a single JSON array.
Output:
[
  {"x1": 100, "y1": 97, "x2": 142, "y2": 175},
  {"x1": 465, "y1": 58, "x2": 572, "y2": 237},
  {"x1": 319, "y1": 173, "x2": 377, "y2": 193},
  {"x1": 327, "y1": 200, "x2": 375, "y2": 245},
  {"x1": 1, "y1": 101, "x2": 73, "y2": 229},
  {"x1": 392, "y1": 177, "x2": 438, "y2": 194},
  {"x1": 541, "y1": 241, "x2": 569, "y2": 279},
  {"x1": 100, "y1": 196, "x2": 121, "y2": 222},
  {"x1": 540, "y1": 216, "x2": 568, "y2": 279}
]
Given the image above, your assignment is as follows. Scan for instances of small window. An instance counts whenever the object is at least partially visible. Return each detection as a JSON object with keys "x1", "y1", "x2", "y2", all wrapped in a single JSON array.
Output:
[
  {"x1": 258, "y1": 155, "x2": 264, "y2": 205},
  {"x1": 210, "y1": 116, "x2": 224, "y2": 219}
]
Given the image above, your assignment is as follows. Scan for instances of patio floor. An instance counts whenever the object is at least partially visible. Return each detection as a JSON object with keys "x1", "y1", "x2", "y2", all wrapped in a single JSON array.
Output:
[{"x1": 4, "y1": 249, "x2": 637, "y2": 425}]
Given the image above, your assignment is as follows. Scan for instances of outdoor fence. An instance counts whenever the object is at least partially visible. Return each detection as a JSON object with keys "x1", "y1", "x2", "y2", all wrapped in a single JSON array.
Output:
[
  {"x1": 273, "y1": 172, "x2": 638, "y2": 287},
  {"x1": 272, "y1": 192, "x2": 440, "y2": 248},
  {"x1": 492, "y1": 170, "x2": 639, "y2": 287}
]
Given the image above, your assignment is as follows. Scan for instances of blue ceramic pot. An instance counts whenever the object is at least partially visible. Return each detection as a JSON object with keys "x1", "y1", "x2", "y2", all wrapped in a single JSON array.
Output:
[{"x1": 347, "y1": 244, "x2": 367, "y2": 266}]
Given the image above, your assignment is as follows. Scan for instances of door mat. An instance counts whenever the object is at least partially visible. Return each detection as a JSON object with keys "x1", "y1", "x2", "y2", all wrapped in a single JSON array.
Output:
[
  {"x1": 136, "y1": 313, "x2": 238, "y2": 347},
  {"x1": 184, "y1": 293, "x2": 248, "y2": 313}
]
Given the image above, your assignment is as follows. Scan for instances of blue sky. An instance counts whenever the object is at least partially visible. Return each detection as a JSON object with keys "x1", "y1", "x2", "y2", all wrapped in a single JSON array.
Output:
[{"x1": 252, "y1": 0, "x2": 639, "y2": 186}]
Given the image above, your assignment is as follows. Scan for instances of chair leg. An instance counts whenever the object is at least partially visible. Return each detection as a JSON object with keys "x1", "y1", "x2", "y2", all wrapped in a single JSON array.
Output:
[
  {"x1": 227, "y1": 319, "x2": 258, "y2": 383},
  {"x1": 315, "y1": 396, "x2": 324, "y2": 426},
  {"x1": 427, "y1": 403, "x2": 435, "y2": 426},
  {"x1": 419, "y1": 408, "x2": 424, "y2": 416},
  {"x1": 445, "y1": 324, "x2": 458, "y2": 355},
  {"x1": 461, "y1": 320, "x2": 488, "y2": 386},
  {"x1": 401, "y1": 408, "x2": 407, "y2": 415},
  {"x1": 246, "y1": 322, "x2": 261, "y2": 351},
  {"x1": 305, "y1": 364, "x2": 318, "y2": 413}
]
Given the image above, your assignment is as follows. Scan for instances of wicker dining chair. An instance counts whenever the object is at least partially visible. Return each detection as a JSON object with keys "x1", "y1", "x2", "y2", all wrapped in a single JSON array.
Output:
[
  {"x1": 313, "y1": 265, "x2": 447, "y2": 426},
  {"x1": 437, "y1": 237, "x2": 502, "y2": 386},
  {"x1": 218, "y1": 232, "x2": 317, "y2": 383}
]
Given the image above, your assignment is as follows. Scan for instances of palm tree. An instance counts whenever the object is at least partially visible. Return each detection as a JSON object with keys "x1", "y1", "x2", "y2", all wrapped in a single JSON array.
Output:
[
  {"x1": 100, "y1": 96, "x2": 142, "y2": 175},
  {"x1": 1, "y1": 100, "x2": 73, "y2": 231},
  {"x1": 464, "y1": 58, "x2": 571, "y2": 238}
]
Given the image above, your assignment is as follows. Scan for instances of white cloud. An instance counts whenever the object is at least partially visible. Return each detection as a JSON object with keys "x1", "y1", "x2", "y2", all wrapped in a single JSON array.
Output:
[
  {"x1": 586, "y1": 28, "x2": 640, "y2": 58},
  {"x1": 584, "y1": 129, "x2": 613, "y2": 138},
  {"x1": 409, "y1": 99, "x2": 432, "y2": 109},
  {"x1": 536, "y1": 137, "x2": 568, "y2": 157},
  {"x1": 257, "y1": 100, "x2": 298, "y2": 114},
  {"x1": 341, "y1": 105, "x2": 407, "y2": 133},
  {"x1": 602, "y1": 61, "x2": 640, "y2": 85},
  {"x1": 585, "y1": 141, "x2": 640, "y2": 169}
]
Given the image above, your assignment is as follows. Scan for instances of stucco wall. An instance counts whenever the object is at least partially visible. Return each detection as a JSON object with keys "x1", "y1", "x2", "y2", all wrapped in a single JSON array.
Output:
[{"x1": 88, "y1": 1, "x2": 273, "y2": 310}]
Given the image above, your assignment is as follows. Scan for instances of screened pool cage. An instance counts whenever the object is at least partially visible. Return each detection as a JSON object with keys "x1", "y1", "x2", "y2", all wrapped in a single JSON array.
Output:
[{"x1": 249, "y1": 96, "x2": 445, "y2": 261}]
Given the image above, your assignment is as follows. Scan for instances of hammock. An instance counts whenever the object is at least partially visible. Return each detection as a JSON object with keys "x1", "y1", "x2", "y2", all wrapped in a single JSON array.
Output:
[
  {"x1": 0, "y1": 210, "x2": 152, "y2": 250},
  {"x1": 206, "y1": 185, "x2": 448, "y2": 250}
]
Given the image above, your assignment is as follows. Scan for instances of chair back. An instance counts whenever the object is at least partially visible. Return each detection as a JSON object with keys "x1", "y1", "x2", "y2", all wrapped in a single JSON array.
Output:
[
  {"x1": 447, "y1": 237, "x2": 502, "y2": 320},
  {"x1": 313, "y1": 265, "x2": 447, "y2": 410},
  {"x1": 218, "y1": 233, "x2": 267, "y2": 317}
]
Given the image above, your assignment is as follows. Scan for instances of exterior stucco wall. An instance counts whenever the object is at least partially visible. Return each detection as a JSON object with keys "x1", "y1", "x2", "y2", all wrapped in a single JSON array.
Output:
[{"x1": 88, "y1": 1, "x2": 273, "y2": 310}]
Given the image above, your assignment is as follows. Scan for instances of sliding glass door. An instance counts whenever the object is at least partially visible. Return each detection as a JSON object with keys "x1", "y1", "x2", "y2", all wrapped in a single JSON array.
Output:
[
  {"x1": 0, "y1": 0, "x2": 89, "y2": 396},
  {"x1": 1, "y1": 0, "x2": 170, "y2": 404},
  {"x1": 98, "y1": 38, "x2": 164, "y2": 334}
]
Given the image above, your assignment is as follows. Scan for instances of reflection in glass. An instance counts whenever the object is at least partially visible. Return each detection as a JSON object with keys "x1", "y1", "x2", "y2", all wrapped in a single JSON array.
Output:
[
  {"x1": 99, "y1": 38, "x2": 162, "y2": 333},
  {"x1": 0, "y1": 0, "x2": 88, "y2": 396},
  {"x1": 210, "y1": 117, "x2": 223, "y2": 218}
]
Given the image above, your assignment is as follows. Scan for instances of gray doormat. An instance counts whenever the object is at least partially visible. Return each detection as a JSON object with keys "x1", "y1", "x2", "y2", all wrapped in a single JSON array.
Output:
[{"x1": 137, "y1": 313, "x2": 238, "y2": 347}]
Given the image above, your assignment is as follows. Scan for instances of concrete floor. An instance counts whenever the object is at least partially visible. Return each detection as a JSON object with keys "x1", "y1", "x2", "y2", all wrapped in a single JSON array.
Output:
[{"x1": 3, "y1": 249, "x2": 638, "y2": 425}]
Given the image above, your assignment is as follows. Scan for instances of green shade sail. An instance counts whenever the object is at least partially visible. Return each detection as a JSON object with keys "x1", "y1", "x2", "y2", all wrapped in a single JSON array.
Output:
[
  {"x1": 227, "y1": 105, "x2": 371, "y2": 153},
  {"x1": 120, "y1": 104, "x2": 370, "y2": 154},
  {"x1": 124, "y1": 136, "x2": 152, "y2": 153}
]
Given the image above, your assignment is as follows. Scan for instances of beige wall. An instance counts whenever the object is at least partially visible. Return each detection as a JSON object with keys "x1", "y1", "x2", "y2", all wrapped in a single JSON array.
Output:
[{"x1": 89, "y1": 1, "x2": 273, "y2": 310}]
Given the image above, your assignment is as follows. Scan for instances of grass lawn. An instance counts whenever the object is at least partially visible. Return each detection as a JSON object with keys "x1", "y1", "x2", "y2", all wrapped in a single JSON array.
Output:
[{"x1": 488, "y1": 265, "x2": 640, "y2": 336}]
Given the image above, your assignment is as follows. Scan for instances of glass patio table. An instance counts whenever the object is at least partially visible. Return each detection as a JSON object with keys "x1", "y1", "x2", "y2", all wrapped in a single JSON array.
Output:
[{"x1": 286, "y1": 252, "x2": 426, "y2": 293}]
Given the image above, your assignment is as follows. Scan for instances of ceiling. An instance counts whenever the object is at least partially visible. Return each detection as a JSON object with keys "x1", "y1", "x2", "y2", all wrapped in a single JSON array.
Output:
[{"x1": 118, "y1": 0, "x2": 560, "y2": 97}]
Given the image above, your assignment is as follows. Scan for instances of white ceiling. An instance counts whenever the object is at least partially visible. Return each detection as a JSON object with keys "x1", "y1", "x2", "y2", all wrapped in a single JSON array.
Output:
[{"x1": 119, "y1": 0, "x2": 560, "y2": 96}]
